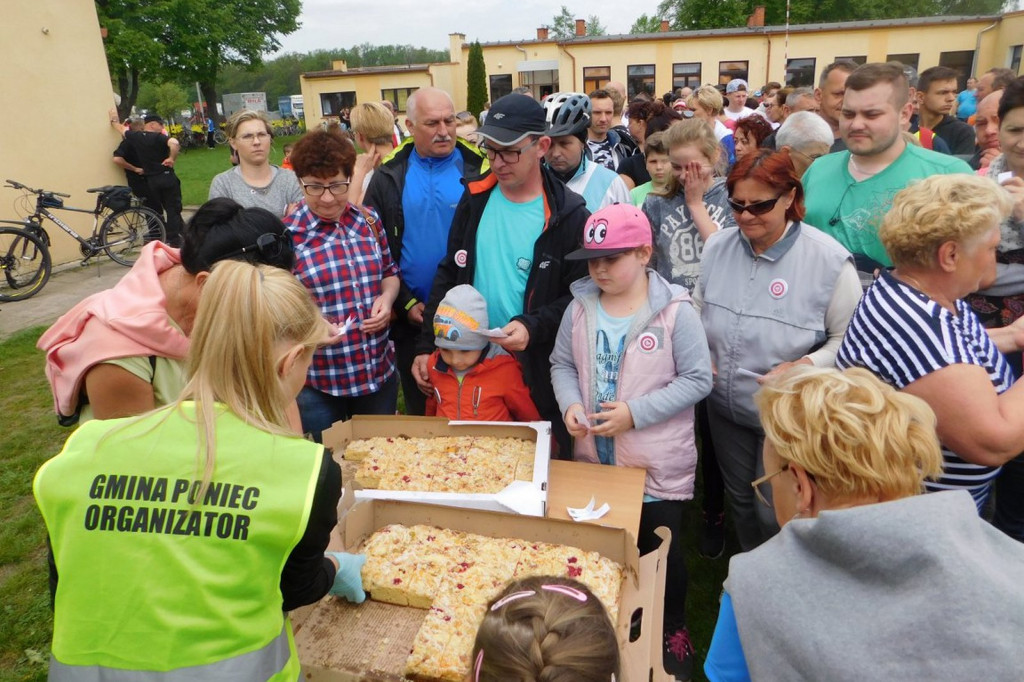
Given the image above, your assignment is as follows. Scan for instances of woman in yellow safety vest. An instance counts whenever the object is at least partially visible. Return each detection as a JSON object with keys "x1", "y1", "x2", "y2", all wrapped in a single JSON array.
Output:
[{"x1": 35, "y1": 261, "x2": 365, "y2": 681}]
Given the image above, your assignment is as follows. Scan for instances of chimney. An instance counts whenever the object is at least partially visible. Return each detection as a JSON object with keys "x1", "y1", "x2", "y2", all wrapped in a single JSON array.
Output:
[
  {"x1": 537, "y1": 27, "x2": 549, "y2": 40},
  {"x1": 575, "y1": 19, "x2": 586, "y2": 36},
  {"x1": 660, "y1": 20, "x2": 670, "y2": 32},
  {"x1": 449, "y1": 33, "x2": 465, "y2": 63},
  {"x1": 747, "y1": 5, "x2": 765, "y2": 27},
  {"x1": 331, "y1": 60, "x2": 348, "y2": 72}
]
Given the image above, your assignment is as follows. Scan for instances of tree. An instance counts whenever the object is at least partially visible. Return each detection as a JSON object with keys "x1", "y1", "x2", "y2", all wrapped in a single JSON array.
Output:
[
  {"x1": 586, "y1": 15, "x2": 608, "y2": 35},
  {"x1": 136, "y1": 82, "x2": 190, "y2": 121},
  {"x1": 96, "y1": 0, "x2": 170, "y2": 120},
  {"x1": 466, "y1": 42, "x2": 487, "y2": 118},
  {"x1": 160, "y1": 0, "x2": 301, "y2": 121},
  {"x1": 549, "y1": 5, "x2": 576, "y2": 39},
  {"x1": 630, "y1": 13, "x2": 667, "y2": 33}
]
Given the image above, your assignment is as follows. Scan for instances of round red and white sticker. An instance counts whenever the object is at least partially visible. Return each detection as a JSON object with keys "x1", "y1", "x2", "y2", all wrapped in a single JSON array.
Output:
[
  {"x1": 768, "y1": 278, "x2": 788, "y2": 299},
  {"x1": 638, "y1": 332, "x2": 659, "y2": 352},
  {"x1": 454, "y1": 249, "x2": 468, "y2": 268}
]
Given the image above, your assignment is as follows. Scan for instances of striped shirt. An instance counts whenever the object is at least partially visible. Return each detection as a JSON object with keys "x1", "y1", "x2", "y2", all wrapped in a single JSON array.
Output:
[
  {"x1": 285, "y1": 201, "x2": 398, "y2": 397},
  {"x1": 837, "y1": 270, "x2": 1012, "y2": 508}
]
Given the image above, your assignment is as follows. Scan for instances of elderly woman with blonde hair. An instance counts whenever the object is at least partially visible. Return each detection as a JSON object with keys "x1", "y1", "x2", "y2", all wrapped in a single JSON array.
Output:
[
  {"x1": 348, "y1": 102, "x2": 397, "y2": 205},
  {"x1": 838, "y1": 173, "x2": 1024, "y2": 510},
  {"x1": 704, "y1": 366, "x2": 1024, "y2": 681}
]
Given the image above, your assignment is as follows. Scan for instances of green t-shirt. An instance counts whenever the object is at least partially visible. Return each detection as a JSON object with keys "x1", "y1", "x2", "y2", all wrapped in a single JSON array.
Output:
[
  {"x1": 79, "y1": 355, "x2": 187, "y2": 423},
  {"x1": 473, "y1": 190, "x2": 544, "y2": 328},
  {"x1": 631, "y1": 181, "x2": 654, "y2": 207},
  {"x1": 802, "y1": 145, "x2": 972, "y2": 267}
]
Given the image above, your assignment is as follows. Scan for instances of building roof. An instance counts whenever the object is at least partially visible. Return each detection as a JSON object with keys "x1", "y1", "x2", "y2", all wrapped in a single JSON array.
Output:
[
  {"x1": 477, "y1": 14, "x2": 999, "y2": 47},
  {"x1": 303, "y1": 63, "x2": 441, "y2": 79}
]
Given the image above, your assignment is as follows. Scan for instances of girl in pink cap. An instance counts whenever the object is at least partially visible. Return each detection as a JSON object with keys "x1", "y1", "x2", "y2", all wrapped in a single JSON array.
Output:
[{"x1": 549, "y1": 202, "x2": 713, "y2": 678}]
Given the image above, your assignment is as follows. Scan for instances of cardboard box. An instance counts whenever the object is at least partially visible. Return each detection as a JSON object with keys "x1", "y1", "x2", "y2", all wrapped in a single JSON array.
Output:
[
  {"x1": 322, "y1": 416, "x2": 550, "y2": 516},
  {"x1": 294, "y1": 496, "x2": 673, "y2": 682},
  {"x1": 547, "y1": 460, "x2": 648, "y2": 538}
]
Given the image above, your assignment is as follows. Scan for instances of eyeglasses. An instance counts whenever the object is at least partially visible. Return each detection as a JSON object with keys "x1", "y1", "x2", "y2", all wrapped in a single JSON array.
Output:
[
  {"x1": 219, "y1": 232, "x2": 289, "y2": 262},
  {"x1": 728, "y1": 194, "x2": 785, "y2": 216},
  {"x1": 479, "y1": 137, "x2": 541, "y2": 164},
  {"x1": 302, "y1": 181, "x2": 351, "y2": 197},
  {"x1": 237, "y1": 132, "x2": 271, "y2": 143},
  {"x1": 751, "y1": 463, "x2": 789, "y2": 507},
  {"x1": 790, "y1": 148, "x2": 826, "y2": 164}
]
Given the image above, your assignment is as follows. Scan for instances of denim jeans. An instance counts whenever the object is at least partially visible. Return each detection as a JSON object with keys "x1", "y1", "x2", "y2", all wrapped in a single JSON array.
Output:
[{"x1": 297, "y1": 372, "x2": 398, "y2": 443}]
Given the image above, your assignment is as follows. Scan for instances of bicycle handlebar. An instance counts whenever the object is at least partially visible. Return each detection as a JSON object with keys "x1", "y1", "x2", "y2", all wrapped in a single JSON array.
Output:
[{"x1": 5, "y1": 179, "x2": 70, "y2": 197}]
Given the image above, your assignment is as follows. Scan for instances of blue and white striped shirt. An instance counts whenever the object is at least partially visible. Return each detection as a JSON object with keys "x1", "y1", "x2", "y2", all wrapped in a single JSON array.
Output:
[{"x1": 837, "y1": 270, "x2": 1012, "y2": 508}]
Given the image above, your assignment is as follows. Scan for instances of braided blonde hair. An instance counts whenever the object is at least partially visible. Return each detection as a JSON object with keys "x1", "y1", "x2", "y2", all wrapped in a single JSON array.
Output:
[{"x1": 471, "y1": 576, "x2": 619, "y2": 681}]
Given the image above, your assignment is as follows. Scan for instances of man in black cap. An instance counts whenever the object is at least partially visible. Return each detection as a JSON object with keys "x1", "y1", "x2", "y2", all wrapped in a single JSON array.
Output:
[
  {"x1": 112, "y1": 114, "x2": 183, "y2": 244},
  {"x1": 410, "y1": 93, "x2": 590, "y2": 457}
]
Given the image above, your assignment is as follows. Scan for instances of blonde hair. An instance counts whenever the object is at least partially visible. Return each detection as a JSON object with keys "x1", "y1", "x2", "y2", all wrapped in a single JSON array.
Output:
[
  {"x1": 225, "y1": 109, "x2": 273, "y2": 139},
  {"x1": 349, "y1": 102, "x2": 394, "y2": 145},
  {"x1": 179, "y1": 261, "x2": 328, "y2": 496},
  {"x1": 656, "y1": 118, "x2": 722, "y2": 197},
  {"x1": 687, "y1": 85, "x2": 724, "y2": 116},
  {"x1": 755, "y1": 366, "x2": 943, "y2": 501},
  {"x1": 472, "y1": 576, "x2": 620, "y2": 681},
  {"x1": 880, "y1": 174, "x2": 1012, "y2": 269}
]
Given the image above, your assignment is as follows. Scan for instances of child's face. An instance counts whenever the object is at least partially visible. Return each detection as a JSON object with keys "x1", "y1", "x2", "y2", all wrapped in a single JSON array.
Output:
[
  {"x1": 669, "y1": 144, "x2": 714, "y2": 184},
  {"x1": 646, "y1": 151, "x2": 671, "y2": 186},
  {"x1": 588, "y1": 247, "x2": 651, "y2": 295},
  {"x1": 439, "y1": 347, "x2": 484, "y2": 371}
]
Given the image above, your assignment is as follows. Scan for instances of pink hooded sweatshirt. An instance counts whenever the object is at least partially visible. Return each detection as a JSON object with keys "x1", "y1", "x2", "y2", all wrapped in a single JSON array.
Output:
[{"x1": 37, "y1": 242, "x2": 190, "y2": 420}]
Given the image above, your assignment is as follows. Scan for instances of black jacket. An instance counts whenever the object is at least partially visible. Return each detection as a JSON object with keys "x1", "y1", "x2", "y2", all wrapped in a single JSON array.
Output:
[
  {"x1": 414, "y1": 165, "x2": 590, "y2": 426},
  {"x1": 363, "y1": 137, "x2": 487, "y2": 327},
  {"x1": 933, "y1": 115, "x2": 977, "y2": 157}
]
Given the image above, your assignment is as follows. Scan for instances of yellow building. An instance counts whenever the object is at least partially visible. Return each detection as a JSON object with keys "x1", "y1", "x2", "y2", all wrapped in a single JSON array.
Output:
[
  {"x1": 300, "y1": 10, "x2": 1024, "y2": 120},
  {"x1": 1, "y1": 0, "x2": 126, "y2": 267}
]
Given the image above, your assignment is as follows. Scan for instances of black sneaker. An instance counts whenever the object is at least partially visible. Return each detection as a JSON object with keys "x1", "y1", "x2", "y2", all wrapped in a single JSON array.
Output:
[
  {"x1": 663, "y1": 626, "x2": 695, "y2": 681},
  {"x1": 699, "y1": 511, "x2": 725, "y2": 559}
]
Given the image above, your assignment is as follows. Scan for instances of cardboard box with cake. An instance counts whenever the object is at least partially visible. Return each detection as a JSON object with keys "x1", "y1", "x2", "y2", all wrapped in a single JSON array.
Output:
[
  {"x1": 322, "y1": 415, "x2": 551, "y2": 516},
  {"x1": 293, "y1": 496, "x2": 674, "y2": 681}
]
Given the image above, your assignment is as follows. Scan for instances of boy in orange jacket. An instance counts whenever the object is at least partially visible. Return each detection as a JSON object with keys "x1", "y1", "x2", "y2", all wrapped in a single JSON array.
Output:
[{"x1": 426, "y1": 285, "x2": 541, "y2": 422}]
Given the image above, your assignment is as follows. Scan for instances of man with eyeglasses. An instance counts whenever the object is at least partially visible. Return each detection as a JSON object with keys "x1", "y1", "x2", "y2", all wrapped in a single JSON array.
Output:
[
  {"x1": 774, "y1": 111, "x2": 834, "y2": 178},
  {"x1": 410, "y1": 93, "x2": 590, "y2": 456},
  {"x1": 363, "y1": 87, "x2": 487, "y2": 415}
]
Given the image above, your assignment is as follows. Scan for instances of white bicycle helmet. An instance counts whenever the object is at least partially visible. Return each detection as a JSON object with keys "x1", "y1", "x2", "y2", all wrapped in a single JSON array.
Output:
[{"x1": 542, "y1": 92, "x2": 591, "y2": 137}]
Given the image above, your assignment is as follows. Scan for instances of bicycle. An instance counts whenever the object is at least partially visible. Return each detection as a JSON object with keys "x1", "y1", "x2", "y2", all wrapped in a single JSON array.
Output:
[
  {"x1": 0, "y1": 225, "x2": 51, "y2": 302},
  {"x1": 0, "y1": 180, "x2": 166, "y2": 301}
]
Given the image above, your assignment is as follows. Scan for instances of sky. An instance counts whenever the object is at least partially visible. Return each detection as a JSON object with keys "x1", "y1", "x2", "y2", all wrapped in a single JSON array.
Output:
[{"x1": 271, "y1": 0, "x2": 663, "y2": 55}]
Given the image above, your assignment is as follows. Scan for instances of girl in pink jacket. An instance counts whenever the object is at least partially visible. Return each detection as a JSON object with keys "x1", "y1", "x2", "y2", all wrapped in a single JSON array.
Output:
[{"x1": 549, "y1": 203, "x2": 712, "y2": 679}]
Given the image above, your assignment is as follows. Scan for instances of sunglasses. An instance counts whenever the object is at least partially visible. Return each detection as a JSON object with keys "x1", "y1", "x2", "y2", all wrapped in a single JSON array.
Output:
[
  {"x1": 219, "y1": 232, "x2": 289, "y2": 262},
  {"x1": 728, "y1": 194, "x2": 784, "y2": 216}
]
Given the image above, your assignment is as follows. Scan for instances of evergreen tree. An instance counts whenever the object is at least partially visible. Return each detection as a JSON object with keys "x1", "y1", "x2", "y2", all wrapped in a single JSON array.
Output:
[{"x1": 466, "y1": 42, "x2": 488, "y2": 118}]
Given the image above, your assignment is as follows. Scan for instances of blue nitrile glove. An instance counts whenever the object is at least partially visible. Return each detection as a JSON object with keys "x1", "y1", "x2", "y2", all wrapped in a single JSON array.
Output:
[{"x1": 326, "y1": 552, "x2": 366, "y2": 604}]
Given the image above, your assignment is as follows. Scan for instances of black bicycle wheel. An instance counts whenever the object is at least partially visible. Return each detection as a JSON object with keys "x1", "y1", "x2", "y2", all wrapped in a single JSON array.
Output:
[
  {"x1": 100, "y1": 207, "x2": 167, "y2": 266},
  {"x1": 0, "y1": 227, "x2": 51, "y2": 302}
]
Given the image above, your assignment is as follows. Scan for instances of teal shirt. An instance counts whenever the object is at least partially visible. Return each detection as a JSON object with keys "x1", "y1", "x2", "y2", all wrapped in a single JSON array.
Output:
[
  {"x1": 474, "y1": 191, "x2": 544, "y2": 327},
  {"x1": 802, "y1": 145, "x2": 972, "y2": 267},
  {"x1": 631, "y1": 181, "x2": 654, "y2": 207}
]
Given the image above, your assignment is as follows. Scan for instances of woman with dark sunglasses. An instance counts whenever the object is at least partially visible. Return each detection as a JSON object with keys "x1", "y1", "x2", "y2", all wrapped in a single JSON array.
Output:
[
  {"x1": 691, "y1": 148, "x2": 861, "y2": 551},
  {"x1": 39, "y1": 197, "x2": 296, "y2": 425}
]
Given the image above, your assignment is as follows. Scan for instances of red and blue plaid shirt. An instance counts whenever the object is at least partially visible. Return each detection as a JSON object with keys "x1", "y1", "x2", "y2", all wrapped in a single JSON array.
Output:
[{"x1": 285, "y1": 201, "x2": 399, "y2": 397}]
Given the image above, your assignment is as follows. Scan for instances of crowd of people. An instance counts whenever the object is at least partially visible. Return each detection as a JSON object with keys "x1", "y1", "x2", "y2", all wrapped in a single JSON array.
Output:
[{"x1": 32, "y1": 61, "x2": 1024, "y2": 681}]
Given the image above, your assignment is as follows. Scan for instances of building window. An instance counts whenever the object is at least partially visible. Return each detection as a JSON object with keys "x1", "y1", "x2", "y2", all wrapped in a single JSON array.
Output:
[
  {"x1": 1011, "y1": 45, "x2": 1022, "y2": 73},
  {"x1": 584, "y1": 66, "x2": 611, "y2": 94},
  {"x1": 320, "y1": 91, "x2": 356, "y2": 116},
  {"x1": 520, "y1": 69, "x2": 559, "y2": 100},
  {"x1": 381, "y1": 87, "x2": 418, "y2": 112},
  {"x1": 785, "y1": 58, "x2": 816, "y2": 87},
  {"x1": 834, "y1": 55, "x2": 867, "y2": 65},
  {"x1": 672, "y1": 62, "x2": 702, "y2": 90},
  {"x1": 887, "y1": 53, "x2": 919, "y2": 70},
  {"x1": 719, "y1": 61, "x2": 749, "y2": 85},
  {"x1": 937, "y1": 51, "x2": 975, "y2": 89},
  {"x1": 627, "y1": 64, "x2": 656, "y2": 98},
  {"x1": 489, "y1": 74, "x2": 513, "y2": 102}
]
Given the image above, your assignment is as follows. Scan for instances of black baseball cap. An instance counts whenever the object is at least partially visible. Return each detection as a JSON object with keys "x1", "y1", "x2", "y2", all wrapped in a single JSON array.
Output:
[
  {"x1": 475, "y1": 94, "x2": 549, "y2": 146},
  {"x1": 143, "y1": 114, "x2": 164, "y2": 124}
]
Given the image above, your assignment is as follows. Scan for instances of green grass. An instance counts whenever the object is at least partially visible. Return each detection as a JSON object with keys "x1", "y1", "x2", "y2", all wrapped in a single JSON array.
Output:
[
  {"x1": 1, "y1": 326, "x2": 732, "y2": 680},
  {"x1": 175, "y1": 134, "x2": 304, "y2": 206},
  {"x1": 0, "y1": 327, "x2": 65, "y2": 682}
]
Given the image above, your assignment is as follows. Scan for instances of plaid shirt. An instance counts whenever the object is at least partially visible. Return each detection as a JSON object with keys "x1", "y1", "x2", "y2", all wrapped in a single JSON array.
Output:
[{"x1": 285, "y1": 201, "x2": 399, "y2": 397}]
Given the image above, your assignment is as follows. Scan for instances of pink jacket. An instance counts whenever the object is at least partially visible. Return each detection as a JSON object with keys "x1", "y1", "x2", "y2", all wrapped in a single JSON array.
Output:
[
  {"x1": 565, "y1": 279, "x2": 704, "y2": 500},
  {"x1": 37, "y1": 242, "x2": 190, "y2": 419}
]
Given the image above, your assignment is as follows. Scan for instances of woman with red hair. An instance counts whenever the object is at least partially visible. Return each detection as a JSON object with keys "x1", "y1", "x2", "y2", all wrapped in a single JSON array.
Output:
[
  {"x1": 692, "y1": 149, "x2": 862, "y2": 550},
  {"x1": 732, "y1": 115, "x2": 774, "y2": 162}
]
